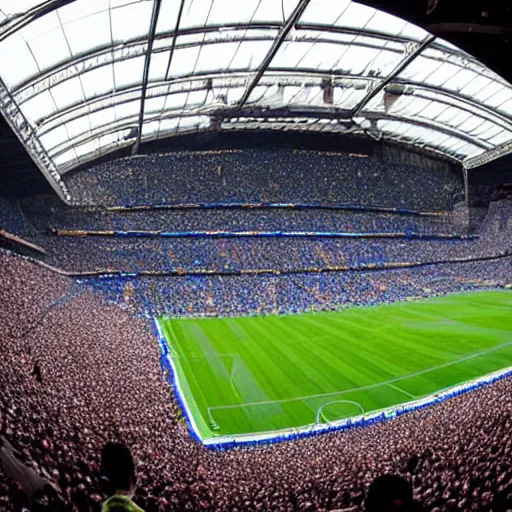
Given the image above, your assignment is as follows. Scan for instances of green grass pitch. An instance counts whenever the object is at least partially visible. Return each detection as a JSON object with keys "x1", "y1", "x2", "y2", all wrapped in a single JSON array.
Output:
[{"x1": 158, "y1": 291, "x2": 512, "y2": 442}]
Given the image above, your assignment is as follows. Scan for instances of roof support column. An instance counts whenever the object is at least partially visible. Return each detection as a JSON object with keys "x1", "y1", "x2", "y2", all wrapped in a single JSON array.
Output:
[
  {"x1": 463, "y1": 167, "x2": 469, "y2": 206},
  {"x1": 132, "y1": 0, "x2": 162, "y2": 155},
  {"x1": 236, "y1": 0, "x2": 311, "y2": 109}
]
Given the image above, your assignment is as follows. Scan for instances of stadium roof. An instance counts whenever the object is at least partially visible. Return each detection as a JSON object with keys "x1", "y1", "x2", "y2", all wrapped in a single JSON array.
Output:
[{"x1": 1, "y1": 0, "x2": 512, "y2": 202}]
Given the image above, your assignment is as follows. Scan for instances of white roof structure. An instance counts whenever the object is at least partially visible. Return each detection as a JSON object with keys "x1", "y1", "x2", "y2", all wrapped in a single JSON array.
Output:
[{"x1": 1, "y1": 0, "x2": 512, "y2": 202}]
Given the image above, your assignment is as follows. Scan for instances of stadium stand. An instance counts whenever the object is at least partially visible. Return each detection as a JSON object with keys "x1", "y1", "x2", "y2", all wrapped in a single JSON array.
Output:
[
  {"x1": 0, "y1": 250, "x2": 512, "y2": 511},
  {"x1": 1, "y1": 0, "x2": 512, "y2": 509}
]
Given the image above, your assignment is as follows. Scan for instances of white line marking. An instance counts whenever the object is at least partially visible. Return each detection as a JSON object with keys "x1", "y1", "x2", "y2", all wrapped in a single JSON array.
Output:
[
  {"x1": 208, "y1": 339, "x2": 512, "y2": 413},
  {"x1": 388, "y1": 383, "x2": 417, "y2": 399},
  {"x1": 316, "y1": 400, "x2": 365, "y2": 424}
]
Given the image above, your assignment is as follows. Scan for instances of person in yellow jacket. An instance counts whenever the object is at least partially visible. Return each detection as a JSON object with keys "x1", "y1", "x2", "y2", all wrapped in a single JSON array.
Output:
[{"x1": 101, "y1": 443, "x2": 144, "y2": 512}]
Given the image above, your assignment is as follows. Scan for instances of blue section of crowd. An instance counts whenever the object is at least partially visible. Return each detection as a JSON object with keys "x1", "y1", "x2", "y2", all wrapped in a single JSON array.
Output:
[{"x1": 64, "y1": 149, "x2": 461, "y2": 210}]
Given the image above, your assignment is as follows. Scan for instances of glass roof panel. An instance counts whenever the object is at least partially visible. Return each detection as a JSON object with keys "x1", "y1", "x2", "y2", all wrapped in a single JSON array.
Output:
[
  {"x1": 17, "y1": 11, "x2": 72, "y2": 72},
  {"x1": 333, "y1": 84, "x2": 368, "y2": 110},
  {"x1": 62, "y1": 10, "x2": 111, "y2": 57},
  {"x1": 53, "y1": 148, "x2": 78, "y2": 168},
  {"x1": 65, "y1": 117, "x2": 91, "y2": 140},
  {"x1": 254, "y1": 0, "x2": 289, "y2": 23},
  {"x1": 472, "y1": 82, "x2": 506, "y2": 103},
  {"x1": 208, "y1": 0, "x2": 264, "y2": 25},
  {"x1": 114, "y1": 56, "x2": 145, "y2": 89},
  {"x1": 179, "y1": 0, "x2": 214, "y2": 30},
  {"x1": 458, "y1": 75, "x2": 493, "y2": 97},
  {"x1": 50, "y1": 77, "x2": 86, "y2": 111},
  {"x1": 167, "y1": 45, "x2": 201, "y2": 77},
  {"x1": 58, "y1": 0, "x2": 108, "y2": 23},
  {"x1": 145, "y1": 96, "x2": 166, "y2": 114},
  {"x1": 0, "y1": 0, "x2": 43, "y2": 17},
  {"x1": 376, "y1": 118, "x2": 475, "y2": 157},
  {"x1": 195, "y1": 41, "x2": 242, "y2": 73},
  {"x1": 471, "y1": 123, "x2": 502, "y2": 140},
  {"x1": 110, "y1": 1, "x2": 152, "y2": 44},
  {"x1": 270, "y1": 40, "x2": 404, "y2": 78},
  {"x1": 486, "y1": 88, "x2": 512, "y2": 109},
  {"x1": 1, "y1": 0, "x2": 512, "y2": 183},
  {"x1": 81, "y1": 65, "x2": 115, "y2": 98},
  {"x1": 228, "y1": 40, "x2": 273, "y2": 70},
  {"x1": 334, "y1": 2, "x2": 376, "y2": 30},
  {"x1": 488, "y1": 131, "x2": 512, "y2": 146},
  {"x1": 39, "y1": 124, "x2": 69, "y2": 151},
  {"x1": 499, "y1": 99, "x2": 512, "y2": 117},
  {"x1": 89, "y1": 107, "x2": 117, "y2": 130},
  {"x1": 163, "y1": 92, "x2": 189, "y2": 111},
  {"x1": 74, "y1": 139, "x2": 100, "y2": 158},
  {"x1": 398, "y1": 55, "x2": 441, "y2": 83},
  {"x1": 399, "y1": 46, "x2": 512, "y2": 110},
  {"x1": 365, "y1": 11, "x2": 407, "y2": 36},
  {"x1": 0, "y1": 33, "x2": 40, "y2": 88},
  {"x1": 300, "y1": 0, "x2": 350, "y2": 25},
  {"x1": 148, "y1": 51, "x2": 171, "y2": 82},
  {"x1": 155, "y1": 0, "x2": 181, "y2": 34},
  {"x1": 20, "y1": 90, "x2": 57, "y2": 125},
  {"x1": 458, "y1": 115, "x2": 486, "y2": 133},
  {"x1": 115, "y1": 100, "x2": 141, "y2": 120}
]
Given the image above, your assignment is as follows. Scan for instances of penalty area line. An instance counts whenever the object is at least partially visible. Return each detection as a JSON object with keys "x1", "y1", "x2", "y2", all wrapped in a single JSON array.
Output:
[{"x1": 388, "y1": 383, "x2": 417, "y2": 399}]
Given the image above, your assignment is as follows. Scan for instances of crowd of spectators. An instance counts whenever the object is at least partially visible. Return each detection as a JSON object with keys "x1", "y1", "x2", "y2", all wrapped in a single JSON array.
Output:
[
  {"x1": 1, "y1": 198, "x2": 510, "y2": 275},
  {"x1": 83, "y1": 256, "x2": 512, "y2": 318},
  {"x1": 0, "y1": 152, "x2": 507, "y2": 275},
  {"x1": 2, "y1": 200, "x2": 510, "y2": 275},
  {"x1": 27, "y1": 202, "x2": 454, "y2": 235},
  {"x1": 63, "y1": 149, "x2": 461, "y2": 211},
  {"x1": 1, "y1": 150, "x2": 511, "y2": 510},
  {"x1": 1, "y1": 251, "x2": 512, "y2": 511}
]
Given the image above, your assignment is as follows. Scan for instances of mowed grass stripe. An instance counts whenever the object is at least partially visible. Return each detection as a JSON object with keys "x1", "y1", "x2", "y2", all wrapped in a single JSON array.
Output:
[{"x1": 158, "y1": 291, "x2": 512, "y2": 440}]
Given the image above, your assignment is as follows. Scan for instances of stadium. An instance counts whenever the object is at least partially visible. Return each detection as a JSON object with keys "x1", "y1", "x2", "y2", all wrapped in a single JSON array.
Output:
[{"x1": 0, "y1": 0, "x2": 511, "y2": 510}]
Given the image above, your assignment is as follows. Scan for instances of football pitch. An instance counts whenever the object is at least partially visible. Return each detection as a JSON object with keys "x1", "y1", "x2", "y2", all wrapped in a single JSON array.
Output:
[{"x1": 157, "y1": 291, "x2": 512, "y2": 444}]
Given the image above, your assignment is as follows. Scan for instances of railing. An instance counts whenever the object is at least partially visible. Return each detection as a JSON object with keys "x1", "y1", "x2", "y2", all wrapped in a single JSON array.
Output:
[
  {"x1": 105, "y1": 202, "x2": 445, "y2": 216},
  {"x1": 49, "y1": 229, "x2": 475, "y2": 240},
  {"x1": 0, "y1": 228, "x2": 46, "y2": 255}
]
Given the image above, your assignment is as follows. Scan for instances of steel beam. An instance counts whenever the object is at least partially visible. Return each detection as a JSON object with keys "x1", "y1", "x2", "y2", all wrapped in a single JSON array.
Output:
[
  {"x1": 464, "y1": 139, "x2": 512, "y2": 169},
  {"x1": 12, "y1": 22, "x2": 413, "y2": 96},
  {"x1": 132, "y1": 0, "x2": 162, "y2": 155},
  {"x1": 0, "y1": 0, "x2": 77, "y2": 42},
  {"x1": 352, "y1": 35, "x2": 436, "y2": 117},
  {"x1": 164, "y1": 0, "x2": 186, "y2": 81},
  {"x1": 0, "y1": 76, "x2": 71, "y2": 202},
  {"x1": 12, "y1": 23, "x2": 281, "y2": 95},
  {"x1": 362, "y1": 111, "x2": 490, "y2": 149},
  {"x1": 48, "y1": 102, "x2": 491, "y2": 161},
  {"x1": 37, "y1": 71, "x2": 363, "y2": 132},
  {"x1": 395, "y1": 88, "x2": 512, "y2": 133},
  {"x1": 237, "y1": 0, "x2": 311, "y2": 109},
  {"x1": 393, "y1": 80, "x2": 512, "y2": 129}
]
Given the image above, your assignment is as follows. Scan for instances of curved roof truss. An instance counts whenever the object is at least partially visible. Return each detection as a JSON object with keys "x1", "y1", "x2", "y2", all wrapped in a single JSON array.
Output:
[{"x1": 1, "y1": 0, "x2": 512, "y2": 202}]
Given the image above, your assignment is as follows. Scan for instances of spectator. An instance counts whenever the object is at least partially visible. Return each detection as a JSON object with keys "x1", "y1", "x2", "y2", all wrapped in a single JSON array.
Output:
[
  {"x1": 101, "y1": 443, "x2": 143, "y2": 512},
  {"x1": 365, "y1": 474, "x2": 423, "y2": 512}
]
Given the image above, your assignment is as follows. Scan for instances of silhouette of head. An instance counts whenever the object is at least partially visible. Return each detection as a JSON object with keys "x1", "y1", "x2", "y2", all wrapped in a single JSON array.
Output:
[
  {"x1": 366, "y1": 474, "x2": 414, "y2": 512},
  {"x1": 101, "y1": 443, "x2": 136, "y2": 494}
]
